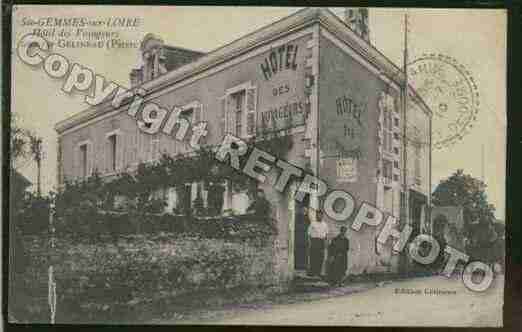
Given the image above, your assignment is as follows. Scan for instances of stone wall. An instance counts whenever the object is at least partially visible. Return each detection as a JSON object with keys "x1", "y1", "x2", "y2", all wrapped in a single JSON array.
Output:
[{"x1": 16, "y1": 233, "x2": 282, "y2": 323}]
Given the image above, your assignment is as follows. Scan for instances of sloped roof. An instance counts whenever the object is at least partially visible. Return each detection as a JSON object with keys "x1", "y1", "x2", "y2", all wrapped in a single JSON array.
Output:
[
  {"x1": 55, "y1": 7, "x2": 431, "y2": 134},
  {"x1": 162, "y1": 45, "x2": 206, "y2": 72}
]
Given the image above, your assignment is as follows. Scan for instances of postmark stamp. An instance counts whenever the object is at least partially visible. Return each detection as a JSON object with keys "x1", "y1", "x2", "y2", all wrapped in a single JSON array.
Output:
[{"x1": 408, "y1": 53, "x2": 480, "y2": 150}]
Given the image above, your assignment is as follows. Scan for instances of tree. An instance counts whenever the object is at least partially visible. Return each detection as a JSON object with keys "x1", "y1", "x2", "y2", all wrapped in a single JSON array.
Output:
[
  {"x1": 432, "y1": 169, "x2": 495, "y2": 227},
  {"x1": 432, "y1": 169, "x2": 497, "y2": 261},
  {"x1": 10, "y1": 116, "x2": 30, "y2": 170},
  {"x1": 10, "y1": 115, "x2": 44, "y2": 193}
]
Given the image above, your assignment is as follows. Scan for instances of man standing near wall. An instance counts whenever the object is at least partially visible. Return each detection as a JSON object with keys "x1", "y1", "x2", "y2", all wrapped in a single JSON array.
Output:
[
  {"x1": 247, "y1": 189, "x2": 272, "y2": 218},
  {"x1": 307, "y1": 209, "x2": 328, "y2": 277}
]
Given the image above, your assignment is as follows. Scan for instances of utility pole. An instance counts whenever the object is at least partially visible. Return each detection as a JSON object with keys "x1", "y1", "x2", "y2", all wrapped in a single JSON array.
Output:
[
  {"x1": 400, "y1": 12, "x2": 410, "y2": 275},
  {"x1": 48, "y1": 201, "x2": 57, "y2": 324},
  {"x1": 402, "y1": 13, "x2": 410, "y2": 224}
]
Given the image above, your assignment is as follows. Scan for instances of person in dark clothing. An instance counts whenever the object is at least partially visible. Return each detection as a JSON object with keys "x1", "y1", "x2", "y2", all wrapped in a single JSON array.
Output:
[
  {"x1": 207, "y1": 183, "x2": 225, "y2": 215},
  {"x1": 327, "y1": 226, "x2": 350, "y2": 286},
  {"x1": 247, "y1": 189, "x2": 271, "y2": 218}
]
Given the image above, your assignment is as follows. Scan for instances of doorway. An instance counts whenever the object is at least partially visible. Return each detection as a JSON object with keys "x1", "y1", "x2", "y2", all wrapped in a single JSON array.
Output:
[
  {"x1": 409, "y1": 189, "x2": 428, "y2": 238},
  {"x1": 294, "y1": 200, "x2": 309, "y2": 270}
]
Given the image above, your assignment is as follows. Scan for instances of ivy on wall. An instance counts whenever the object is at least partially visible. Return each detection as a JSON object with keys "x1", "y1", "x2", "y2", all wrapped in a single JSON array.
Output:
[{"x1": 55, "y1": 132, "x2": 294, "y2": 226}]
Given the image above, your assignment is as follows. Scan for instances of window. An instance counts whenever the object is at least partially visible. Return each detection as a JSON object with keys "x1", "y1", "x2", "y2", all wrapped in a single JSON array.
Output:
[
  {"x1": 383, "y1": 186, "x2": 393, "y2": 214},
  {"x1": 383, "y1": 159, "x2": 393, "y2": 180},
  {"x1": 178, "y1": 101, "x2": 203, "y2": 131},
  {"x1": 231, "y1": 91, "x2": 245, "y2": 136},
  {"x1": 151, "y1": 138, "x2": 160, "y2": 161},
  {"x1": 412, "y1": 126, "x2": 422, "y2": 185},
  {"x1": 414, "y1": 143, "x2": 421, "y2": 183},
  {"x1": 383, "y1": 110, "x2": 393, "y2": 153},
  {"x1": 180, "y1": 107, "x2": 194, "y2": 122},
  {"x1": 80, "y1": 144, "x2": 88, "y2": 178},
  {"x1": 246, "y1": 89, "x2": 256, "y2": 135},
  {"x1": 108, "y1": 134, "x2": 117, "y2": 172},
  {"x1": 221, "y1": 83, "x2": 257, "y2": 138}
]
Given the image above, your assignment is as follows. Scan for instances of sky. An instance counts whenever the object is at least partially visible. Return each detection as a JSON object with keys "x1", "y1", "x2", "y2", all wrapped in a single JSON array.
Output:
[{"x1": 11, "y1": 6, "x2": 506, "y2": 219}]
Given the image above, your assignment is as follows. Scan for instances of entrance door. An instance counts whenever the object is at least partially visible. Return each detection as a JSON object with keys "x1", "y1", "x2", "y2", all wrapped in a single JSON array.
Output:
[
  {"x1": 409, "y1": 189, "x2": 428, "y2": 238},
  {"x1": 294, "y1": 201, "x2": 309, "y2": 270}
]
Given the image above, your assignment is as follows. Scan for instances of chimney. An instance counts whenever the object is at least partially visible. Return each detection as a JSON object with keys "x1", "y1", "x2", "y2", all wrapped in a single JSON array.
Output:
[
  {"x1": 129, "y1": 33, "x2": 205, "y2": 86},
  {"x1": 344, "y1": 8, "x2": 370, "y2": 43}
]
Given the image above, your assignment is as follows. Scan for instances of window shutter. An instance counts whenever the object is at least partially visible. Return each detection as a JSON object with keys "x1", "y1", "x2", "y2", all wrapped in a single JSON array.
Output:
[
  {"x1": 98, "y1": 141, "x2": 104, "y2": 174},
  {"x1": 194, "y1": 103, "x2": 202, "y2": 123},
  {"x1": 246, "y1": 86, "x2": 257, "y2": 136},
  {"x1": 105, "y1": 138, "x2": 112, "y2": 173},
  {"x1": 130, "y1": 132, "x2": 137, "y2": 165},
  {"x1": 143, "y1": 132, "x2": 150, "y2": 161},
  {"x1": 121, "y1": 135, "x2": 128, "y2": 169},
  {"x1": 226, "y1": 96, "x2": 235, "y2": 135},
  {"x1": 139, "y1": 130, "x2": 146, "y2": 162},
  {"x1": 151, "y1": 139, "x2": 159, "y2": 160},
  {"x1": 219, "y1": 97, "x2": 226, "y2": 138},
  {"x1": 116, "y1": 134, "x2": 123, "y2": 171},
  {"x1": 87, "y1": 143, "x2": 93, "y2": 176},
  {"x1": 72, "y1": 146, "x2": 80, "y2": 179}
]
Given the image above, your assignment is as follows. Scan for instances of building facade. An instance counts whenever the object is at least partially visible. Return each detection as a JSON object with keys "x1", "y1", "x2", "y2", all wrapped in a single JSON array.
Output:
[{"x1": 55, "y1": 8, "x2": 432, "y2": 282}]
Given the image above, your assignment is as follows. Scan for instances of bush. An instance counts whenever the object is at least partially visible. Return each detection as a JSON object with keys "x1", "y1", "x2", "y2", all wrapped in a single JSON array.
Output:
[{"x1": 13, "y1": 194, "x2": 51, "y2": 235}]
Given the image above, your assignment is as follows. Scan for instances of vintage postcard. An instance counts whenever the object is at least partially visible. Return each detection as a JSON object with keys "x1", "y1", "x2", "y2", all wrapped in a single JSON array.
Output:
[{"x1": 8, "y1": 5, "x2": 506, "y2": 326}]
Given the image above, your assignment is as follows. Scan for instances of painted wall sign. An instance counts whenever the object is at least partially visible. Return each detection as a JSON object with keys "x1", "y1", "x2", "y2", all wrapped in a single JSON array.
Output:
[
  {"x1": 260, "y1": 100, "x2": 306, "y2": 125},
  {"x1": 336, "y1": 157, "x2": 358, "y2": 183},
  {"x1": 259, "y1": 43, "x2": 299, "y2": 81}
]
